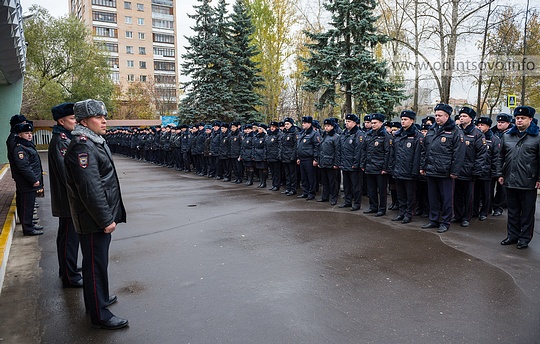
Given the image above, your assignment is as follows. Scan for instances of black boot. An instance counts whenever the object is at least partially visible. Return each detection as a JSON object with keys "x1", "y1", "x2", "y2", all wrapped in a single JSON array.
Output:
[
  {"x1": 257, "y1": 171, "x2": 264, "y2": 188},
  {"x1": 259, "y1": 171, "x2": 267, "y2": 188},
  {"x1": 246, "y1": 171, "x2": 253, "y2": 186}
]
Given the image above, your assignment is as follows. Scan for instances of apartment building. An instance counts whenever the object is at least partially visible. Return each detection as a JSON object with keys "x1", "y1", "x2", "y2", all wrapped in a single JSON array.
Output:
[{"x1": 69, "y1": 0, "x2": 178, "y2": 115}]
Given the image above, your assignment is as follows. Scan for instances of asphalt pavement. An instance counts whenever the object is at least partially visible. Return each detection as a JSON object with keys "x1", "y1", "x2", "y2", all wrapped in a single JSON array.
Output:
[{"x1": 0, "y1": 154, "x2": 539, "y2": 344}]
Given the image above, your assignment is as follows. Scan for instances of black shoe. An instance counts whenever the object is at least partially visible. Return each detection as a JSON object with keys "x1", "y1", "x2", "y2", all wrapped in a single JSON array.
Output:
[
  {"x1": 32, "y1": 224, "x2": 44, "y2": 230},
  {"x1": 92, "y1": 316, "x2": 129, "y2": 330},
  {"x1": 421, "y1": 222, "x2": 438, "y2": 229},
  {"x1": 269, "y1": 187, "x2": 279, "y2": 191},
  {"x1": 351, "y1": 205, "x2": 360, "y2": 211},
  {"x1": 389, "y1": 204, "x2": 398, "y2": 210},
  {"x1": 339, "y1": 204, "x2": 352, "y2": 208},
  {"x1": 222, "y1": 178, "x2": 231, "y2": 182},
  {"x1": 451, "y1": 218, "x2": 461, "y2": 223},
  {"x1": 286, "y1": 191, "x2": 297, "y2": 196},
  {"x1": 402, "y1": 217, "x2": 411, "y2": 224},
  {"x1": 235, "y1": 180, "x2": 243, "y2": 184},
  {"x1": 281, "y1": 190, "x2": 289, "y2": 194},
  {"x1": 517, "y1": 242, "x2": 529, "y2": 249},
  {"x1": 501, "y1": 238, "x2": 518, "y2": 245},
  {"x1": 316, "y1": 199, "x2": 328, "y2": 202},
  {"x1": 492, "y1": 210, "x2": 502, "y2": 216},
  {"x1": 330, "y1": 200, "x2": 337, "y2": 206},
  {"x1": 375, "y1": 212, "x2": 385, "y2": 217},
  {"x1": 215, "y1": 177, "x2": 223, "y2": 180},
  {"x1": 297, "y1": 194, "x2": 308, "y2": 199},
  {"x1": 479, "y1": 215, "x2": 487, "y2": 221},
  {"x1": 306, "y1": 195, "x2": 315, "y2": 201},
  {"x1": 461, "y1": 220, "x2": 470, "y2": 227},
  {"x1": 391, "y1": 215, "x2": 404, "y2": 221},
  {"x1": 63, "y1": 278, "x2": 83, "y2": 288},
  {"x1": 363, "y1": 209, "x2": 377, "y2": 214},
  {"x1": 23, "y1": 229, "x2": 43, "y2": 236},
  {"x1": 106, "y1": 295, "x2": 118, "y2": 307},
  {"x1": 437, "y1": 225, "x2": 450, "y2": 233}
]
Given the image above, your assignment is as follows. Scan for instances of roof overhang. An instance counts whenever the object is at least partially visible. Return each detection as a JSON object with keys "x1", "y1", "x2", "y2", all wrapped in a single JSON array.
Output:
[{"x1": 0, "y1": 0, "x2": 26, "y2": 85}]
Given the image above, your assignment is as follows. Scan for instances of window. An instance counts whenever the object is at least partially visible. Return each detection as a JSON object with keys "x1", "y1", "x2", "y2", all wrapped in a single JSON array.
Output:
[
  {"x1": 151, "y1": 0, "x2": 173, "y2": 6},
  {"x1": 139, "y1": 61, "x2": 147, "y2": 69},
  {"x1": 111, "y1": 72, "x2": 120, "y2": 83},
  {"x1": 154, "y1": 74, "x2": 176, "y2": 84},
  {"x1": 137, "y1": 3, "x2": 144, "y2": 10},
  {"x1": 125, "y1": 16, "x2": 132, "y2": 24},
  {"x1": 152, "y1": 19, "x2": 174, "y2": 30},
  {"x1": 98, "y1": 42, "x2": 118, "y2": 52},
  {"x1": 124, "y1": 1, "x2": 131, "y2": 9},
  {"x1": 137, "y1": 18, "x2": 144, "y2": 25},
  {"x1": 108, "y1": 57, "x2": 119, "y2": 68},
  {"x1": 140, "y1": 75, "x2": 147, "y2": 82},
  {"x1": 138, "y1": 32, "x2": 145, "y2": 40},
  {"x1": 126, "y1": 31, "x2": 133, "y2": 38},
  {"x1": 94, "y1": 26, "x2": 118, "y2": 38},
  {"x1": 93, "y1": 11, "x2": 117, "y2": 23},
  {"x1": 151, "y1": 4, "x2": 173, "y2": 15},
  {"x1": 154, "y1": 61, "x2": 175, "y2": 71},
  {"x1": 127, "y1": 60, "x2": 134, "y2": 67},
  {"x1": 155, "y1": 87, "x2": 177, "y2": 97},
  {"x1": 139, "y1": 47, "x2": 146, "y2": 55},
  {"x1": 126, "y1": 46, "x2": 134, "y2": 54},
  {"x1": 92, "y1": 0, "x2": 116, "y2": 8},
  {"x1": 127, "y1": 74, "x2": 135, "y2": 82},
  {"x1": 153, "y1": 47, "x2": 175, "y2": 57},
  {"x1": 153, "y1": 33, "x2": 174, "y2": 44}
]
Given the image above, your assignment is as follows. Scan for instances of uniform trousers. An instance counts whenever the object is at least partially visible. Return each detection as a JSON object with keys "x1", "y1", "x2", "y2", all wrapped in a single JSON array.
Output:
[
  {"x1": 492, "y1": 181, "x2": 507, "y2": 213},
  {"x1": 283, "y1": 161, "x2": 297, "y2": 192},
  {"x1": 16, "y1": 190, "x2": 36, "y2": 233},
  {"x1": 57, "y1": 217, "x2": 81, "y2": 285},
  {"x1": 454, "y1": 179, "x2": 474, "y2": 221},
  {"x1": 299, "y1": 158, "x2": 317, "y2": 197},
  {"x1": 208, "y1": 156, "x2": 219, "y2": 177},
  {"x1": 232, "y1": 158, "x2": 243, "y2": 181},
  {"x1": 366, "y1": 173, "x2": 388, "y2": 213},
  {"x1": 182, "y1": 152, "x2": 191, "y2": 171},
  {"x1": 505, "y1": 188, "x2": 536, "y2": 244},
  {"x1": 80, "y1": 231, "x2": 113, "y2": 325},
  {"x1": 319, "y1": 168, "x2": 339, "y2": 203},
  {"x1": 395, "y1": 178, "x2": 416, "y2": 219},
  {"x1": 342, "y1": 170, "x2": 362, "y2": 207},
  {"x1": 218, "y1": 158, "x2": 231, "y2": 179},
  {"x1": 268, "y1": 161, "x2": 281, "y2": 188},
  {"x1": 427, "y1": 176, "x2": 454, "y2": 226},
  {"x1": 473, "y1": 179, "x2": 492, "y2": 217}
]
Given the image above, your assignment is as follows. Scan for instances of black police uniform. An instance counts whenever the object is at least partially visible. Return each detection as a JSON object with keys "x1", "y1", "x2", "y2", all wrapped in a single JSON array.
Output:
[
  {"x1": 318, "y1": 126, "x2": 340, "y2": 204},
  {"x1": 280, "y1": 125, "x2": 298, "y2": 195},
  {"x1": 265, "y1": 128, "x2": 281, "y2": 190},
  {"x1": 362, "y1": 126, "x2": 392, "y2": 215},
  {"x1": 473, "y1": 128, "x2": 500, "y2": 219},
  {"x1": 297, "y1": 125, "x2": 321, "y2": 199},
  {"x1": 338, "y1": 124, "x2": 364, "y2": 209}
]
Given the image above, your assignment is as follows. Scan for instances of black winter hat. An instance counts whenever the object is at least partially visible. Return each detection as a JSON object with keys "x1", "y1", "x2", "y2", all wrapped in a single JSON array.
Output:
[
  {"x1": 434, "y1": 103, "x2": 453, "y2": 116},
  {"x1": 496, "y1": 113, "x2": 511, "y2": 122},
  {"x1": 514, "y1": 106, "x2": 536, "y2": 118},
  {"x1": 476, "y1": 117, "x2": 492, "y2": 126},
  {"x1": 370, "y1": 113, "x2": 386, "y2": 122},
  {"x1": 400, "y1": 110, "x2": 416, "y2": 120},
  {"x1": 302, "y1": 116, "x2": 313, "y2": 123},
  {"x1": 459, "y1": 106, "x2": 476, "y2": 119},
  {"x1": 13, "y1": 122, "x2": 33, "y2": 133},
  {"x1": 345, "y1": 113, "x2": 359, "y2": 123},
  {"x1": 10, "y1": 114, "x2": 27, "y2": 127},
  {"x1": 51, "y1": 102, "x2": 75, "y2": 121}
]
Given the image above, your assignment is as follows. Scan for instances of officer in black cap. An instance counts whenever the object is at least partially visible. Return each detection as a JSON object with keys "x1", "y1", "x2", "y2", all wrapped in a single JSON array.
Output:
[
  {"x1": 296, "y1": 116, "x2": 321, "y2": 200},
  {"x1": 338, "y1": 114, "x2": 364, "y2": 210},
  {"x1": 280, "y1": 117, "x2": 298, "y2": 195},
  {"x1": 208, "y1": 121, "x2": 221, "y2": 178},
  {"x1": 218, "y1": 122, "x2": 231, "y2": 181},
  {"x1": 48, "y1": 102, "x2": 83, "y2": 287},
  {"x1": 266, "y1": 121, "x2": 281, "y2": 190},
  {"x1": 229, "y1": 121, "x2": 243, "y2": 183},
  {"x1": 453, "y1": 106, "x2": 487, "y2": 227},
  {"x1": 317, "y1": 118, "x2": 340, "y2": 205},
  {"x1": 491, "y1": 113, "x2": 513, "y2": 216},
  {"x1": 181, "y1": 124, "x2": 193, "y2": 172},
  {"x1": 362, "y1": 114, "x2": 372, "y2": 132},
  {"x1": 239, "y1": 123, "x2": 255, "y2": 185}
]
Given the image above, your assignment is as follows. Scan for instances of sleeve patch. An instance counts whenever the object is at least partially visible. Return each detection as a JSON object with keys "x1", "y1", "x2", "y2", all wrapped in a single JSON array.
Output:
[
  {"x1": 60, "y1": 148, "x2": 67, "y2": 157},
  {"x1": 78, "y1": 153, "x2": 89, "y2": 168},
  {"x1": 18, "y1": 151, "x2": 24, "y2": 159}
]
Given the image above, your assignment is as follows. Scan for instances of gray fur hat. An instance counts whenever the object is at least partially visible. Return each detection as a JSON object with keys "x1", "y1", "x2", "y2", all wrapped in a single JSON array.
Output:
[{"x1": 74, "y1": 99, "x2": 108, "y2": 122}]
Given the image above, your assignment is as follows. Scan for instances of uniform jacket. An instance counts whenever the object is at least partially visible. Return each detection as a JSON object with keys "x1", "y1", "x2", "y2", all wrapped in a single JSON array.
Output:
[
  {"x1": 279, "y1": 126, "x2": 298, "y2": 163},
  {"x1": 64, "y1": 124, "x2": 126, "y2": 235},
  {"x1": 421, "y1": 119, "x2": 465, "y2": 178},
  {"x1": 193, "y1": 131, "x2": 206, "y2": 155},
  {"x1": 229, "y1": 129, "x2": 242, "y2": 158},
  {"x1": 499, "y1": 122, "x2": 540, "y2": 190},
  {"x1": 318, "y1": 129, "x2": 340, "y2": 168},
  {"x1": 11, "y1": 136, "x2": 43, "y2": 193},
  {"x1": 391, "y1": 125, "x2": 422, "y2": 180},
  {"x1": 265, "y1": 130, "x2": 280, "y2": 162},
  {"x1": 252, "y1": 132, "x2": 267, "y2": 162},
  {"x1": 181, "y1": 131, "x2": 192, "y2": 153},
  {"x1": 338, "y1": 125, "x2": 363, "y2": 171},
  {"x1": 170, "y1": 132, "x2": 182, "y2": 149},
  {"x1": 296, "y1": 127, "x2": 321, "y2": 160},
  {"x1": 219, "y1": 131, "x2": 231, "y2": 159},
  {"x1": 362, "y1": 127, "x2": 392, "y2": 174},
  {"x1": 210, "y1": 129, "x2": 221, "y2": 156},
  {"x1": 161, "y1": 131, "x2": 171, "y2": 151},
  {"x1": 478, "y1": 129, "x2": 501, "y2": 181},
  {"x1": 48, "y1": 125, "x2": 72, "y2": 217},
  {"x1": 240, "y1": 132, "x2": 254, "y2": 161},
  {"x1": 457, "y1": 123, "x2": 488, "y2": 180}
]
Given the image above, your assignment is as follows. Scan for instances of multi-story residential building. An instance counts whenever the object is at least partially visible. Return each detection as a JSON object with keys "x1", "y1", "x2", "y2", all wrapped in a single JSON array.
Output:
[{"x1": 69, "y1": 0, "x2": 178, "y2": 115}]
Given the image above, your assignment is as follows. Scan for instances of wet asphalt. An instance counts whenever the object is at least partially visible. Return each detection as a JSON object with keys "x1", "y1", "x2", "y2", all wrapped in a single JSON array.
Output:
[{"x1": 2, "y1": 154, "x2": 540, "y2": 343}]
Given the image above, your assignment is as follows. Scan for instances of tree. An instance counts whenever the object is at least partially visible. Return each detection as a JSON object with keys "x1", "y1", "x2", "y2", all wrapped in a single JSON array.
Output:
[
  {"x1": 301, "y1": 0, "x2": 404, "y2": 117},
  {"x1": 22, "y1": 6, "x2": 113, "y2": 119}
]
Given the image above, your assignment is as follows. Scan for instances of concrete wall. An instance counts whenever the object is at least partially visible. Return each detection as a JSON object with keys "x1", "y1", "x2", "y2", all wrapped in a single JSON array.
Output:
[{"x1": 0, "y1": 78, "x2": 23, "y2": 164}]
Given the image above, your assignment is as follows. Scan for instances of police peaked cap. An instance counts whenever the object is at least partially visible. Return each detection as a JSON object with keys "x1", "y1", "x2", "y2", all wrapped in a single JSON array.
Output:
[
  {"x1": 10, "y1": 114, "x2": 27, "y2": 127},
  {"x1": 323, "y1": 118, "x2": 335, "y2": 126},
  {"x1": 514, "y1": 106, "x2": 536, "y2": 118},
  {"x1": 400, "y1": 110, "x2": 416, "y2": 120},
  {"x1": 345, "y1": 113, "x2": 359, "y2": 123},
  {"x1": 476, "y1": 117, "x2": 492, "y2": 126},
  {"x1": 13, "y1": 122, "x2": 33, "y2": 133},
  {"x1": 51, "y1": 102, "x2": 75, "y2": 121},
  {"x1": 434, "y1": 103, "x2": 453, "y2": 116},
  {"x1": 459, "y1": 106, "x2": 476, "y2": 119},
  {"x1": 370, "y1": 113, "x2": 386, "y2": 122},
  {"x1": 496, "y1": 113, "x2": 511, "y2": 122},
  {"x1": 302, "y1": 116, "x2": 313, "y2": 123}
]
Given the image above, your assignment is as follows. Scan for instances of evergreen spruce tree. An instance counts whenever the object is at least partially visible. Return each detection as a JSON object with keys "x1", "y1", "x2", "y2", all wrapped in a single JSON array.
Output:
[
  {"x1": 301, "y1": 0, "x2": 404, "y2": 117},
  {"x1": 229, "y1": 0, "x2": 265, "y2": 123}
]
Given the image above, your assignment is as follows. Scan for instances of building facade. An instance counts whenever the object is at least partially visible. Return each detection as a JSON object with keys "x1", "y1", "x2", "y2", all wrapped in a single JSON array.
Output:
[{"x1": 69, "y1": 0, "x2": 178, "y2": 115}]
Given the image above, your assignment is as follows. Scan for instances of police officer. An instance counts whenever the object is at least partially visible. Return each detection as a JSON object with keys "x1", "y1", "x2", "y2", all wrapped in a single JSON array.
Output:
[
  {"x1": 209, "y1": 121, "x2": 221, "y2": 178},
  {"x1": 391, "y1": 110, "x2": 422, "y2": 223},
  {"x1": 280, "y1": 118, "x2": 298, "y2": 195},
  {"x1": 229, "y1": 121, "x2": 243, "y2": 183},
  {"x1": 64, "y1": 99, "x2": 128, "y2": 329},
  {"x1": 218, "y1": 122, "x2": 231, "y2": 181},
  {"x1": 266, "y1": 121, "x2": 281, "y2": 191},
  {"x1": 498, "y1": 106, "x2": 540, "y2": 249},
  {"x1": 491, "y1": 113, "x2": 513, "y2": 216},
  {"x1": 48, "y1": 102, "x2": 83, "y2": 287},
  {"x1": 11, "y1": 122, "x2": 44, "y2": 236},
  {"x1": 239, "y1": 124, "x2": 255, "y2": 185},
  {"x1": 317, "y1": 118, "x2": 340, "y2": 205},
  {"x1": 453, "y1": 107, "x2": 487, "y2": 227},
  {"x1": 296, "y1": 116, "x2": 321, "y2": 200},
  {"x1": 362, "y1": 113, "x2": 392, "y2": 216},
  {"x1": 420, "y1": 103, "x2": 465, "y2": 233},
  {"x1": 338, "y1": 114, "x2": 364, "y2": 210}
]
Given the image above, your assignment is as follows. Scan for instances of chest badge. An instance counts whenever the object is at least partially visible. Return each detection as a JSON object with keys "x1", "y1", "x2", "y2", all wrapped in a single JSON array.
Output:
[
  {"x1": 441, "y1": 137, "x2": 447, "y2": 143},
  {"x1": 375, "y1": 141, "x2": 379, "y2": 146},
  {"x1": 303, "y1": 139, "x2": 307, "y2": 143},
  {"x1": 406, "y1": 142, "x2": 411, "y2": 148}
]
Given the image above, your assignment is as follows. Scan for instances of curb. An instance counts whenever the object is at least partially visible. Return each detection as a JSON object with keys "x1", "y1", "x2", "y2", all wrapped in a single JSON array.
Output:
[{"x1": 0, "y1": 165, "x2": 16, "y2": 296}]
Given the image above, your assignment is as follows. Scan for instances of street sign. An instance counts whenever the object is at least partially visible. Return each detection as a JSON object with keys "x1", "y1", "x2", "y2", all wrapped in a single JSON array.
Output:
[{"x1": 507, "y1": 94, "x2": 517, "y2": 108}]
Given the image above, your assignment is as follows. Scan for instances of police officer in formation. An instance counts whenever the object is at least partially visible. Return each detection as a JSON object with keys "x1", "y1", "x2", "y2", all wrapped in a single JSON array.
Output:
[
  {"x1": 317, "y1": 118, "x2": 340, "y2": 205},
  {"x1": 296, "y1": 116, "x2": 321, "y2": 200},
  {"x1": 338, "y1": 114, "x2": 364, "y2": 210}
]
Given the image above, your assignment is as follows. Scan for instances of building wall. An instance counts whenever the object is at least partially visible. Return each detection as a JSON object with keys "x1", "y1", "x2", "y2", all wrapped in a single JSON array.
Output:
[{"x1": 0, "y1": 78, "x2": 24, "y2": 164}]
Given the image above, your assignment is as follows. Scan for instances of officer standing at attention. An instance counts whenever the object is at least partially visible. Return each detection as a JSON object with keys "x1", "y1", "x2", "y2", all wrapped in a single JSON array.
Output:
[
  {"x1": 280, "y1": 118, "x2": 298, "y2": 195},
  {"x1": 420, "y1": 103, "x2": 465, "y2": 233},
  {"x1": 338, "y1": 114, "x2": 364, "y2": 210},
  {"x1": 317, "y1": 118, "x2": 340, "y2": 205},
  {"x1": 453, "y1": 107, "x2": 487, "y2": 227},
  {"x1": 362, "y1": 113, "x2": 392, "y2": 217},
  {"x1": 64, "y1": 99, "x2": 128, "y2": 329},
  {"x1": 296, "y1": 116, "x2": 321, "y2": 200},
  {"x1": 491, "y1": 113, "x2": 513, "y2": 216},
  {"x1": 498, "y1": 106, "x2": 540, "y2": 249},
  {"x1": 48, "y1": 102, "x2": 83, "y2": 287},
  {"x1": 11, "y1": 122, "x2": 44, "y2": 236},
  {"x1": 266, "y1": 121, "x2": 281, "y2": 191}
]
